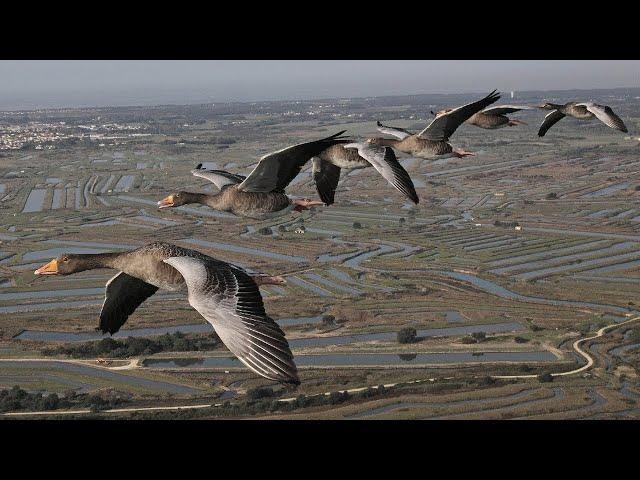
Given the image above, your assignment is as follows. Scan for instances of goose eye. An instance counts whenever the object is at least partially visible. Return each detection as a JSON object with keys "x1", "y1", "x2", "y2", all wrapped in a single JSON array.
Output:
[
  {"x1": 175, "y1": 194, "x2": 181, "y2": 198},
  {"x1": 61, "y1": 256, "x2": 69, "y2": 262}
]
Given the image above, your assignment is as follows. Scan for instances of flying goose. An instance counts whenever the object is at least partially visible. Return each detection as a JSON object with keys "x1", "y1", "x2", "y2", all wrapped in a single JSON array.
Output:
[
  {"x1": 33, "y1": 242, "x2": 299, "y2": 384},
  {"x1": 157, "y1": 131, "x2": 350, "y2": 219},
  {"x1": 368, "y1": 90, "x2": 501, "y2": 159},
  {"x1": 537, "y1": 102, "x2": 628, "y2": 137},
  {"x1": 432, "y1": 105, "x2": 532, "y2": 129},
  {"x1": 311, "y1": 141, "x2": 419, "y2": 205}
]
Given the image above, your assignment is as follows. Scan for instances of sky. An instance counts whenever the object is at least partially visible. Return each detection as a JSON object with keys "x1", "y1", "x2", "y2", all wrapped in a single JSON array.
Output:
[{"x1": 0, "y1": 60, "x2": 638, "y2": 110}]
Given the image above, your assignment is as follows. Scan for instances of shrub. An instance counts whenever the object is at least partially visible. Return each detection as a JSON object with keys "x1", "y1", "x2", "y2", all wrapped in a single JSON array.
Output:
[
  {"x1": 537, "y1": 373, "x2": 554, "y2": 383},
  {"x1": 471, "y1": 331, "x2": 486, "y2": 342},
  {"x1": 353, "y1": 222, "x2": 362, "y2": 229},
  {"x1": 321, "y1": 315, "x2": 335, "y2": 326},
  {"x1": 397, "y1": 327, "x2": 417, "y2": 344},
  {"x1": 246, "y1": 387, "x2": 275, "y2": 401},
  {"x1": 514, "y1": 336, "x2": 529, "y2": 344},
  {"x1": 42, "y1": 332, "x2": 221, "y2": 359}
]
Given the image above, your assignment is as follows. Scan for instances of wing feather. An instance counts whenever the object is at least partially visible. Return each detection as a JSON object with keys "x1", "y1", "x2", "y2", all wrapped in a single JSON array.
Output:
[
  {"x1": 98, "y1": 272, "x2": 159, "y2": 335},
  {"x1": 537, "y1": 110, "x2": 566, "y2": 137},
  {"x1": 419, "y1": 90, "x2": 501, "y2": 140},
  {"x1": 482, "y1": 105, "x2": 532, "y2": 115},
  {"x1": 312, "y1": 157, "x2": 342, "y2": 205},
  {"x1": 236, "y1": 131, "x2": 350, "y2": 193},
  {"x1": 578, "y1": 103, "x2": 628, "y2": 133},
  {"x1": 163, "y1": 256, "x2": 299, "y2": 384},
  {"x1": 345, "y1": 142, "x2": 419, "y2": 204},
  {"x1": 375, "y1": 121, "x2": 412, "y2": 140},
  {"x1": 191, "y1": 168, "x2": 245, "y2": 190}
]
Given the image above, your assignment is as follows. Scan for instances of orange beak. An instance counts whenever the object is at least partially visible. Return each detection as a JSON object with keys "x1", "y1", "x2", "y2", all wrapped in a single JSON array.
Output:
[
  {"x1": 157, "y1": 195, "x2": 175, "y2": 209},
  {"x1": 34, "y1": 259, "x2": 59, "y2": 275}
]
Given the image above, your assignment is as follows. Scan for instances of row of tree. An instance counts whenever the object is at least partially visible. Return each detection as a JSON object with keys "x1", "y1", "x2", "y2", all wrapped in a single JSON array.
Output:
[{"x1": 43, "y1": 332, "x2": 221, "y2": 359}]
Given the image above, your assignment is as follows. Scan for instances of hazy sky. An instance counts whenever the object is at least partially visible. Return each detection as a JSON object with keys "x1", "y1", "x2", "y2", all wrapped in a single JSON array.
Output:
[{"x1": 0, "y1": 60, "x2": 638, "y2": 110}]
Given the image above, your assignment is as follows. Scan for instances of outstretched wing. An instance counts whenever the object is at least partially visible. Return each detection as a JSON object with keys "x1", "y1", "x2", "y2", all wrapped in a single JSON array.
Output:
[
  {"x1": 191, "y1": 168, "x2": 246, "y2": 190},
  {"x1": 98, "y1": 272, "x2": 159, "y2": 335},
  {"x1": 346, "y1": 143, "x2": 419, "y2": 204},
  {"x1": 537, "y1": 110, "x2": 566, "y2": 137},
  {"x1": 578, "y1": 103, "x2": 628, "y2": 133},
  {"x1": 236, "y1": 131, "x2": 350, "y2": 193},
  {"x1": 419, "y1": 90, "x2": 501, "y2": 141},
  {"x1": 376, "y1": 121, "x2": 412, "y2": 140},
  {"x1": 482, "y1": 105, "x2": 532, "y2": 116},
  {"x1": 312, "y1": 157, "x2": 342, "y2": 205},
  {"x1": 163, "y1": 256, "x2": 299, "y2": 384}
]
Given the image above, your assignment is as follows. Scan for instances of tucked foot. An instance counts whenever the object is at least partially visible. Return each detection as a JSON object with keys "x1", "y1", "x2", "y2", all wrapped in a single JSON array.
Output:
[
  {"x1": 293, "y1": 198, "x2": 325, "y2": 212},
  {"x1": 453, "y1": 148, "x2": 475, "y2": 158},
  {"x1": 252, "y1": 275, "x2": 287, "y2": 286}
]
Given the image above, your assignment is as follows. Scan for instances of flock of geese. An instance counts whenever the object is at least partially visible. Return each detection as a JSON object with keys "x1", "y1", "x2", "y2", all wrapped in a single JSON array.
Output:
[{"x1": 33, "y1": 91, "x2": 630, "y2": 386}]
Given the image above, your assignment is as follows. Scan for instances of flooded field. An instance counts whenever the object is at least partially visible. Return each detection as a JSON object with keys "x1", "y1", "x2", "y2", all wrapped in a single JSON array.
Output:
[
  {"x1": 144, "y1": 350, "x2": 556, "y2": 369},
  {"x1": 0, "y1": 87, "x2": 638, "y2": 419}
]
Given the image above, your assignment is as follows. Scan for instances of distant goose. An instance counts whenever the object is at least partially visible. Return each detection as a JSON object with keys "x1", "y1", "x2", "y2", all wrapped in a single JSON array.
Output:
[
  {"x1": 33, "y1": 242, "x2": 299, "y2": 384},
  {"x1": 369, "y1": 90, "x2": 501, "y2": 159},
  {"x1": 158, "y1": 131, "x2": 350, "y2": 219},
  {"x1": 432, "y1": 105, "x2": 532, "y2": 129},
  {"x1": 311, "y1": 141, "x2": 419, "y2": 205},
  {"x1": 537, "y1": 102, "x2": 628, "y2": 137}
]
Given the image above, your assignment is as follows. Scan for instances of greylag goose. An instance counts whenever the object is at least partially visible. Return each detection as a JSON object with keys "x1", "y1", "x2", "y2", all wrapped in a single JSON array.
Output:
[
  {"x1": 157, "y1": 131, "x2": 350, "y2": 219},
  {"x1": 33, "y1": 242, "x2": 299, "y2": 384},
  {"x1": 369, "y1": 90, "x2": 501, "y2": 159},
  {"x1": 311, "y1": 141, "x2": 419, "y2": 205},
  {"x1": 432, "y1": 105, "x2": 532, "y2": 129},
  {"x1": 537, "y1": 102, "x2": 628, "y2": 137}
]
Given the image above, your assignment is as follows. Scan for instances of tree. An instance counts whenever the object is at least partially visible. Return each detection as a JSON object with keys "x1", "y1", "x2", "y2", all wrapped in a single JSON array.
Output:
[
  {"x1": 246, "y1": 387, "x2": 274, "y2": 401},
  {"x1": 537, "y1": 372, "x2": 554, "y2": 383},
  {"x1": 546, "y1": 192, "x2": 558, "y2": 200},
  {"x1": 397, "y1": 327, "x2": 417, "y2": 344},
  {"x1": 353, "y1": 222, "x2": 362, "y2": 229},
  {"x1": 322, "y1": 315, "x2": 335, "y2": 326},
  {"x1": 471, "y1": 331, "x2": 486, "y2": 342}
]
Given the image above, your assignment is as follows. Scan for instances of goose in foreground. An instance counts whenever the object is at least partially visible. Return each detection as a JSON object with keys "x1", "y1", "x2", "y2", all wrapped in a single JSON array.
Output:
[
  {"x1": 369, "y1": 90, "x2": 501, "y2": 159},
  {"x1": 432, "y1": 105, "x2": 532, "y2": 129},
  {"x1": 311, "y1": 141, "x2": 419, "y2": 205},
  {"x1": 33, "y1": 242, "x2": 299, "y2": 384},
  {"x1": 157, "y1": 131, "x2": 350, "y2": 219},
  {"x1": 537, "y1": 102, "x2": 628, "y2": 137}
]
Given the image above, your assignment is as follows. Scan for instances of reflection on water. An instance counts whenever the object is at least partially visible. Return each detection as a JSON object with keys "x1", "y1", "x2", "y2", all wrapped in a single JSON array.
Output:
[
  {"x1": 22, "y1": 189, "x2": 47, "y2": 213},
  {"x1": 184, "y1": 238, "x2": 308, "y2": 264},
  {"x1": 444, "y1": 271, "x2": 637, "y2": 316},
  {"x1": 15, "y1": 315, "x2": 326, "y2": 342},
  {"x1": 145, "y1": 350, "x2": 556, "y2": 369},
  {"x1": 582, "y1": 182, "x2": 629, "y2": 198}
]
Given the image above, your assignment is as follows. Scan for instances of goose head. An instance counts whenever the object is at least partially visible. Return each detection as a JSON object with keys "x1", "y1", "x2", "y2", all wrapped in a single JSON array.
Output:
[
  {"x1": 34, "y1": 254, "x2": 91, "y2": 275},
  {"x1": 157, "y1": 191, "x2": 194, "y2": 209}
]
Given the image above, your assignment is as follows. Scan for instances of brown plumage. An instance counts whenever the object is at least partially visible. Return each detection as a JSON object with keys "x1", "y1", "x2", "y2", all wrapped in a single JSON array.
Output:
[
  {"x1": 538, "y1": 102, "x2": 628, "y2": 137},
  {"x1": 33, "y1": 242, "x2": 299, "y2": 385},
  {"x1": 158, "y1": 131, "x2": 350, "y2": 218},
  {"x1": 311, "y1": 142, "x2": 419, "y2": 205},
  {"x1": 464, "y1": 106, "x2": 531, "y2": 129},
  {"x1": 369, "y1": 90, "x2": 501, "y2": 159}
]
